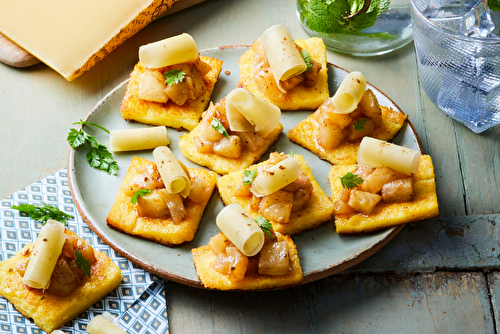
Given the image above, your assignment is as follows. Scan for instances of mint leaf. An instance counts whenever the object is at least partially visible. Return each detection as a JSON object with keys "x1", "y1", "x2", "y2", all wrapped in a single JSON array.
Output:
[
  {"x1": 255, "y1": 215, "x2": 274, "y2": 239},
  {"x1": 163, "y1": 69, "x2": 185, "y2": 86},
  {"x1": 211, "y1": 117, "x2": 230, "y2": 139},
  {"x1": 303, "y1": 0, "x2": 392, "y2": 36},
  {"x1": 74, "y1": 251, "x2": 91, "y2": 278},
  {"x1": 131, "y1": 189, "x2": 153, "y2": 204}
]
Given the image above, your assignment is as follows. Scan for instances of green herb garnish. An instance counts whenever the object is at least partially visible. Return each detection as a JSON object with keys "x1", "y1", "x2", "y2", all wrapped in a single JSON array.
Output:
[
  {"x1": 290, "y1": 150, "x2": 295, "y2": 157},
  {"x1": 163, "y1": 69, "x2": 185, "y2": 86},
  {"x1": 242, "y1": 169, "x2": 258, "y2": 186},
  {"x1": 131, "y1": 189, "x2": 153, "y2": 204},
  {"x1": 256, "y1": 215, "x2": 274, "y2": 239},
  {"x1": 353, "y1": 118, "x2": 368, "y2": 131},
  {"x1": 211, "y1": 117, "x2": 230, "y2": 139},
  {"x1": 300, "y1": 0, "x2": 392, "y2": 38},
  {"x1": 339, "y1": 172, "x2": 364, "y2": 189},
  {"x1": 74, "y1": 251, "x2": 91, "y2": 278},
  {"x1": 301, "y1": 49, "x2": 313, "y2": 71},
  {"x1": 11, "y1": 203, "x2": 73, "y2": 225},
  {"x1": 68, "y1": 120, "x2": 118, "y2": 176}
]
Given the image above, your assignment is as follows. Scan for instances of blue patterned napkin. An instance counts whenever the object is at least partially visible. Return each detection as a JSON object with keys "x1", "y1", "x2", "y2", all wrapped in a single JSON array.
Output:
[{"x1": 0, "y1": 169, "x2": 169, "y2": 334}]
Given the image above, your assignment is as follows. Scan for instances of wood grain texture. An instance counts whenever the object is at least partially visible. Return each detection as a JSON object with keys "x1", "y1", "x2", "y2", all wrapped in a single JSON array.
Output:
[{"x1": 166, "y1": 272, "x2": 494, "y2": 333}]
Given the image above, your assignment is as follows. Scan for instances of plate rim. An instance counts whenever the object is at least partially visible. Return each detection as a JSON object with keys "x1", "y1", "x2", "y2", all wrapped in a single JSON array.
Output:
[{"x1": 68, "y1": 45, "x2": 420, "y2": 290}]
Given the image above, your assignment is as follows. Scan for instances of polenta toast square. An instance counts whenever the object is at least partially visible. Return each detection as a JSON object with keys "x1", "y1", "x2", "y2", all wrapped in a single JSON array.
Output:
[
  {"x1": 178, "y1": 98, "x2": 283, "y2": 175},
  {"x1": 0, "y1": 230, "x2": 122, "y2": 334},
  {"x1": 192, "y1": 232, "x2": 302, "y2": 290},
  {"x1": 107, "y1": 156, "x2": 217, "y2": 246},
  {"x1": 238, "y1": 37, "x2": 329, "y2": 111},
  {"x1": 288, "y1": 105, "x2": 407, "y2": 165},
  {"x1": 217, "y1": 154, "x2": 334, "y2": 236},
  {"x1": 120, "y1": 55, "x2": 223, "y2": 131},
  {"x1": 328, "y1": 155, "x2": 439, "y2": 234}
]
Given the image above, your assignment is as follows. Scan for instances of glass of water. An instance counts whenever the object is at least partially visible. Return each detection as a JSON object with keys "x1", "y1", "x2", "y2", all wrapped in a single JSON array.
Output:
[
  {"x1": 410, "y1": 0, "x2": 500, "y2": 133},
  {"x1": 297, "y1": 0, "x2": 414, "y2": 57}
]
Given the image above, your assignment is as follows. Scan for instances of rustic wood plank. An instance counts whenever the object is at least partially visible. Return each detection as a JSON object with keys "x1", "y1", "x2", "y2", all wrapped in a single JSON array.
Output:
[
  {"x1": 348, "y1": 214, "x2": 500, "y2": 273},
  {"x1": 487, "y1": 271, "x2": 500, "y2": 334},
  {"x1": 166, "y1": 272, "x2": 494, "y2": 333}
]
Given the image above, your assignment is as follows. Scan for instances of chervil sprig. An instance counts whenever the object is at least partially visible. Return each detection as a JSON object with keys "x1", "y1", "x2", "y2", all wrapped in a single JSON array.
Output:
[
  {"x1": 256, "y1": 215, "x2": 274, "y2": 239},
  {"x1": 131, "y1": 189, "x2": 153, "y2": 204},
  {"x1": 74, "y1": 251, "x2": 91, "y2": 278},
  {"x1": 353, "y1": 118, "x2": 368, "y2": 131},
  {"x1": 68, "y1": 120, "x2": 118, "y2": 176},
  {"x1": 242, "y1": 169, "x2": 258, "y2": 186},
  {"x1": 339, "y1": 172, "x2": 364, "y2": 189},
  {"x1": 211, "y1": 117, "x2": 230, "y2": 139},
  {"x1": 163, "y1": 69, "x2": 185, "y2": 86},
  {"x1": 11, "y1": 202, "x2": 73, "y2": 225}
]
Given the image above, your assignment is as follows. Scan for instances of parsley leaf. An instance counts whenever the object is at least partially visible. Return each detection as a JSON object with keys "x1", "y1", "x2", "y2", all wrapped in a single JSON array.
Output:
[
  {"x1": 301, "y1": 49, "x2": 313, "y2": 71},
  {"x1": 211, "y1": 117, "x2": 230, "y2": 139},
  {"x1": 353, "y1": 118, "x2": 368, "y2": 131},
  {"x1": 74, "y1": 251, "x2": 91, "y2": 278},
  {"x1": 242, "y1": 169, "x2": 257, "y2": 186},
  {"x1": 131, "y1": 189, "x2": 153, "y2": 204},
  {"x1": 68, "y1": 120, "x2": 118, "y2": 176},
  {"x1": 339, "y1": 172, "x2": 364, "y2": 189},
  {"x1": 163, "y1": 69, "x2": 185, "y2": 86},
  {"x1": 11, "y1": 202, "x2": 73, "y2": 225},
  {"x1": 255, "y1": 215, "x2": 274, "y2": 239}
]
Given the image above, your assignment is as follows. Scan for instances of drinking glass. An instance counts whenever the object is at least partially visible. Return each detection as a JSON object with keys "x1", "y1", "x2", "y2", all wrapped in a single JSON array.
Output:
[
  {"x1": 410, "y1": 0, "x2": 500, "y2": 133},
  {"x1": 296, "y1": 0, "x2": 414, "y2": 56}
]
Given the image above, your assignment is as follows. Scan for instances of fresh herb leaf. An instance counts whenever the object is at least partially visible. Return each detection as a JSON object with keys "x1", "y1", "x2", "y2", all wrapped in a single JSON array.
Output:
[
  {"x1": 339, "y1": 172, "x2": 364, "y2": 189},
  {"x1": 353, "y1": 118, "x2": 368, "y2": 131},
  {"x1": 301, "y1": 49, "x2": 312, "y2": 71},
  {"x1": 68, "y1": 120, "x2": 118, "y2": 176},
  {"x1": 74, "y1": 251, "x2": 91, "y2": 278},
  {"x1": 302, "y1": 0, "x2": 392, "y2": 38},
  {"x1": 163, "y1": 69, "x2": 185, "y2": 86},
  {"x1": 11, "y1": 203, "x2": 73, "y2": 225},
  {"x1": 242, "y1": 169, "x2": 257, "y2": 186},
  {"x1": 290, "y1": 150, "x2": 295, "y2": 157},
  {"x1": 131, "y1": 189, "x2": 153, "y2": 204},
  {"x1": 255, "y1": 215, "x2": 274, "y2": 239},
  {"x1": 211, "y1": 117, "x2": 229, "y2": 139}
]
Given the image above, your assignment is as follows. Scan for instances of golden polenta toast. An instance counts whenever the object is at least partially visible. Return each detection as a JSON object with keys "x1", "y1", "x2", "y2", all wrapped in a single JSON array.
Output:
[
  {"x1": 179, "y1": 97, "x2": 283, "y2": 175},
  {"x1": 329, "y1": 155, "x2": 439, "y2": 234},
  {"x1": 217, "y1": 153, "x2": 334, "y2": 236},
  {"x1": 238, "y1": 37, "x2": 329, "y2": 110},
  {"x1": 107, "y1": 156, "x2": 217, "y2": 246},
  {"x1": 120, "y1": 55, "x2": 223, "y2": 131},
  {"x1": 192, "y1": 232, "x2": 302, "y2": 290},
  {"x1": 288, "y1": 90, "x2": 407, "y2": 165},
  {"x1": 0, "y1": 229, "x2": 122, "y2": 334}
]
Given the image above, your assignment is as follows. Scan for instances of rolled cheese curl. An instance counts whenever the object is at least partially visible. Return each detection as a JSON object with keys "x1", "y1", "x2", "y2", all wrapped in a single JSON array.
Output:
[
  {"x1": 153, "y1": 146, "x2": 191, "y2": 197},
  {"x1": 331, "y1": 71, "x2": 367, "y2": 114},
  {"x1": 357, "y1": 137, "x2": 422, "y2": 175},
  {"x1": 216, "y1": 203, "x2": 265, "y2": 257},
  {"x1": 87, "y1": 313, "x2": 128, "y2": 334},
  {"x1": 22, "y1": 220, "x2": 66, "y2": 289},
  {"x1": 139, "y1": 33, "x2": 198, "y2": 69},
  {"x1": 109, "y1": 126, "x2": 169, "y2": 152},
  {"x1": 260, "y1": 24, "x2": 307, "y2": 93},
  {"x1": 251, "y1": 157, "x2": 301, "y2": 197},
  {"x1": 225, "y1": 88, "x2": 281, "y2": 136}
]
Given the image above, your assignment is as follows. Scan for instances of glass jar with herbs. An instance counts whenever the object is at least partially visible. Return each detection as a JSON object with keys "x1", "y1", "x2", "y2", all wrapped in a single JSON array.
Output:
[{"x1": 297, "y1": 0, "x2": 414, "y2": 56}]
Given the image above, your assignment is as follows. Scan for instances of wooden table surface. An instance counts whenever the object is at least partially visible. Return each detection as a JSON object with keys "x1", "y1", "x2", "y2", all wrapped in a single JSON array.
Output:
[{"x1": 1, "y1": 0, "x2": 499, "y2": 333}]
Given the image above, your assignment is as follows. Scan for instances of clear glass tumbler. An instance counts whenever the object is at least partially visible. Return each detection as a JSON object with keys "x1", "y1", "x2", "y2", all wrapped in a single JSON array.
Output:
[
  {"x1": 410, "y1": 0, "x2": 500, "y2": 133},
  {"x1": 297, "y1": 0, "x2": 414, "y2": 56}
]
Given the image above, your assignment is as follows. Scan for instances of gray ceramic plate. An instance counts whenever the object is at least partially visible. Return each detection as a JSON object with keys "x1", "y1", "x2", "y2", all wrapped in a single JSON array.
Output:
[{"x1": 68, "y1": 46, "x2": 420, "y2": 289}]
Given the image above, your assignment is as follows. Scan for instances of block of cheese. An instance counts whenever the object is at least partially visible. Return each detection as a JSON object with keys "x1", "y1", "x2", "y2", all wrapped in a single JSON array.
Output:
[{"x1": 0, "y1": 0, "x2": 205, "y2": 80}]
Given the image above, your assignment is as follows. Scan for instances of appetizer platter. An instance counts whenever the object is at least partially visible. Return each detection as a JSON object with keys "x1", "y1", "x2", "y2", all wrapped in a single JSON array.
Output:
[{"x1": 68, "y1": 44, "x2": 422, "y2": 289}]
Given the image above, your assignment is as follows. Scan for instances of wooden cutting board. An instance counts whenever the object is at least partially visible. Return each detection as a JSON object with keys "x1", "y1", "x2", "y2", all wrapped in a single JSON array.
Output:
[{"x1": 0, "y1": 0, "x2": 206, "y2": 80}]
